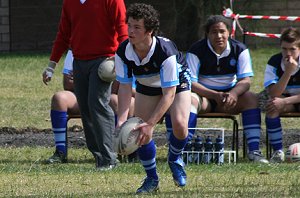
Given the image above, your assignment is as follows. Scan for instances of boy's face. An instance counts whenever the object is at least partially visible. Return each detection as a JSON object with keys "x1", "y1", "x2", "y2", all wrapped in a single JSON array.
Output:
[
  {"x1": 281, "y1": 41, "x2": 300, "y2": 61},
  {"x1": 127, "y1": 17, "x2": 152, "y2": 45},
  {"x1": 207, "y1": 22, "x2": 230, "y2": 54}
]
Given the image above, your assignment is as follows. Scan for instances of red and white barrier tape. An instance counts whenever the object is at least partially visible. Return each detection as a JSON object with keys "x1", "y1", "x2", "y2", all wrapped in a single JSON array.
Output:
[
  {"x1": 223, "y1": 8, "x2": 300, "y2": 21},
  {"x1": 244, "y1": 31, "x2": 281, "y2": 38},
  {"x1": 231, "y1": 19, "x2": 236, "y2": 38}
]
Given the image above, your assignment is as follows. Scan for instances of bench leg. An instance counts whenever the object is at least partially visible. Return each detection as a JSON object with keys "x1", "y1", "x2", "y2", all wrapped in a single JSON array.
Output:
[
  {"x1": 231, "y1": 119, "x2": 239, "y2": 160},
  {"x1": 234, "y1": 120, "x2": 239, "y2": 160},
  {"x1": 243, "y1": 131, "x2": 246, "y2": 159},
  {"x1": 266, "y1": 131, "x2": 271, "y2": 159}
]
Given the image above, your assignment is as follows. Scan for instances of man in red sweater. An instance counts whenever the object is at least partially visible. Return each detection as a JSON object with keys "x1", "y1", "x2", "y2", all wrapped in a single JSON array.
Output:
[{"x1": 42, "y1": 0, "x2": 128, "y2": 170}]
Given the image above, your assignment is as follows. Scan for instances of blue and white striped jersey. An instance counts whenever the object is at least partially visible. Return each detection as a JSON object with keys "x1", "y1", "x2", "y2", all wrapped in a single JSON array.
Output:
[
  {"x1": 264, "y1": 53, "x2": 300, "y2": 95},
  {"x1": 115, "y1": 36, "x2": 190, "y2": 89},
  {"x1": 187, "y1": 38, "x2": 253, "y2": 91}
]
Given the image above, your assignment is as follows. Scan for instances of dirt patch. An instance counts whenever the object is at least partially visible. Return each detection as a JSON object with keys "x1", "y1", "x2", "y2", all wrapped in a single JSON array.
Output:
[
  {"x1": 0, "y1": 126, "x2": 167, "y2": 148},
  {"x1": 0, "y1": 126, "x2": 299, "y2": 150}
]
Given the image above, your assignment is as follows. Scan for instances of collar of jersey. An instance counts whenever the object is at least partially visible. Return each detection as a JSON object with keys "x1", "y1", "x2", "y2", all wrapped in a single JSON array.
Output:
[
  {"x1": 125, "y1": 37, "x2": 157, "y2": 66},
  {"x1": 207, "y1": 39, "x2": 231, "y2": 59}
]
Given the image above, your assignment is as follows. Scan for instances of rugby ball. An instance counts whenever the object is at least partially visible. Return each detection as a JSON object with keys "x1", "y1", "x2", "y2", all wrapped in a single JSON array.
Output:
[
  {"x1": 285, "y1": 143, "x2": 300, "y2": 162},
  {"x1": 113, "y1": 117, "x2": 144, "y2": 155},
  {"x1": 98, "y1": 58, "x2": 116, "y2": 82}
]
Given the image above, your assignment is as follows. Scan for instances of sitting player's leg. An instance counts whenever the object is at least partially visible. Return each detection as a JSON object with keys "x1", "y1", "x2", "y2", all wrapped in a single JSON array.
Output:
[
  {"x1": 134, "y1": 93, "x2": 160, "y2": 194},
  {"x1": 180, "y1": 93, "x2": 199, "y2": 163},
  {"x1": 48, "y1": 90, "x2": 79, "y2": 163},
  {"x1": 231, "y1": 91, "x2": 269, "y2": 163},
  {"x1": 187, "y1": 93, "x2": 200, "y2": 140},
  {"x1": 266, "y1": 97, "x2": 295, "y2": 163},
  {"x1": 168, "y1": 90, "x2": 191, "y2": 187},
  {"x1": 187, "y1": 93, "x2": 211, "y2": 139}
]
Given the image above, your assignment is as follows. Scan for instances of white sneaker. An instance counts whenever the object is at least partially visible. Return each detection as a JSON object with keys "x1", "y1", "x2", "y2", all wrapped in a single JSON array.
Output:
[
  {"x1": 270, "y1": 150, "x2": 285, "y2": 163},
  {"x1": 248, "y1": 150, "x2": 269, "y2": 164}
]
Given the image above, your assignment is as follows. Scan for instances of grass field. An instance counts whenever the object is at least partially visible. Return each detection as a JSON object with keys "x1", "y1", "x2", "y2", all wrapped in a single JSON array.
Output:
[
  {"x1": 1, "y1": 49, "x2": 300, "y2": 197},
  {"x1": 0, "y1": 47, "x2": 297, "y2": 131},
  {"x1": 0, "y1": 147, "x2": 299, "y2": 197}
]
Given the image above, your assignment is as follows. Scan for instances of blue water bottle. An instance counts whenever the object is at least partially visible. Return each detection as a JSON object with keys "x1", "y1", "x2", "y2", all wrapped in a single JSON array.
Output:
[
  {"x1": 214, "y1": 136, "x2": 224, "y2": 164},
  {"x1": 183, "y1": 140, "x2": 193, "y2": 164},
  {"x1": 203, "y1": 136, "x2": 213, "y2": 164},
  {"x1": 193, "y1": 135, "x2": 203, "y2": 164}
]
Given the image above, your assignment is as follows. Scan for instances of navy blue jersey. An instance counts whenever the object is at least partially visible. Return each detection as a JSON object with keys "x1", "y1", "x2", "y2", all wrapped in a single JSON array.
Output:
[
  {"x1": 264, "y1": 53, "x2": 300, "y2": 95},
  {"x1": 115, "y1": 36, "x2": 190, "y2": 95},
  {"x1": 187, "y1": 38, "x2": 253, "y2": 91}
]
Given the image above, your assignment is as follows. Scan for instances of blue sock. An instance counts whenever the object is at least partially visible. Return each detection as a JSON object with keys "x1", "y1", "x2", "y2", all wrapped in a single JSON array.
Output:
[
  {"x1": 165, "y1": 114, "x2": 173, "y2": 141},
  {"x1": 168, "y1": 133, "x2": 188, "y2": 162},
  {"x1": 50, "y1": 110, "x2": 68, "y2": 155},
  {"x1": 138, "y1": 140, "x2": 158, "y2": 180},
  {"x1": 188, "y1": 112, "x2": 197, "y2": 141},
  {"x1": 266, "y1": 116, "x2": 283, "y2": 151},
  {"x1": 242, "y1": 108, "x2": 261, "y2": 152}
]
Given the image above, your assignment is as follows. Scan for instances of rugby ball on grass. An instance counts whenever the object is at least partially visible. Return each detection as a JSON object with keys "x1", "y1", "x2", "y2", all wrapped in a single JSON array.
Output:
[
  {"x1": 98, "y1": 58, "x2": 116, "y2": 82},
  {"x1": 113, "y1": 117, "x2": 144, "y2": 155},
  {"x1": 285, "y1": 143, "x2": 300, "y2": 162}
]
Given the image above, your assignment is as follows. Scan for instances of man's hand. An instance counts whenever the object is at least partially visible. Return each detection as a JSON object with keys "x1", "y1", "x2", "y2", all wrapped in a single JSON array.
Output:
[{"x1": 42, "y1": 61, "x2": 56, "y2": 85}]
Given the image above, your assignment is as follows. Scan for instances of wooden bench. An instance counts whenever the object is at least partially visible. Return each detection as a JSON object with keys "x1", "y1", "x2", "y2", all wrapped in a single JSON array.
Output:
[
  {"x1": 266, "y1": 112, "x2": 300, "y2": 158},
  {"x1": 67, "y1": 114, "x2": 81, "y2": 121}
]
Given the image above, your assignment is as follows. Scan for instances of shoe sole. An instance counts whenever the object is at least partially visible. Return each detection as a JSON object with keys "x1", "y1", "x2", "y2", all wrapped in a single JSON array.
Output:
[
  {"x1": 45, "y1": 159, "x2": 68, "y2": 164},
  {"x1": 173, "y1": 179, "x2": 186, "y2": 187},
  {"x1": 136, "y1": 187, "x2": 159, "y2": 194}
]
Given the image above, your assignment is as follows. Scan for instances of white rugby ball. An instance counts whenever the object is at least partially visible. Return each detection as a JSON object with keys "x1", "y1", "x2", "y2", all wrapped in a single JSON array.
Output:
[
  {"x1": 285, "y1": 143, "x2": 300, "y2": 162},
  {"x1": 113, "y1": 117, "x2": 144, "y2": 155},
  {"x1": 98, "y1": 58, "x2": 116, "y2": 82}
]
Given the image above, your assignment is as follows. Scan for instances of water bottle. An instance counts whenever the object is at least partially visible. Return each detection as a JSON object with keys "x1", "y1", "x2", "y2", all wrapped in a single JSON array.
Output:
[
  {"x1": 183, "y1": 140, "x2": 193, "y2": 164},
  {"x1": 203, "y1": 136, "x2": 213, "y2": 164},
  {"x1": 214, "y1": 136, "x2": 224, "y2": 164},
  {"x1": 193, "y1": 135, "x2": 203, "y2": 164}
]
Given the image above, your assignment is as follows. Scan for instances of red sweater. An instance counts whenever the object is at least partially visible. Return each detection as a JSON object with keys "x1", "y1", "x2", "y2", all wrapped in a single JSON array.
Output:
[{"x1": 50, "y1": 0, "x2": 128, "y2": 62}]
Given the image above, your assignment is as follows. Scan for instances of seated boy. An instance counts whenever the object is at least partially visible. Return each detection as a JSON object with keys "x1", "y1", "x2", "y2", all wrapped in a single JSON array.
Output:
[
  {"x1": 264, "y1": 27, "x2": 300, "y2": 163},
  {"x1": 186, "y1": 15, "x2": 268, "y2": 163}
]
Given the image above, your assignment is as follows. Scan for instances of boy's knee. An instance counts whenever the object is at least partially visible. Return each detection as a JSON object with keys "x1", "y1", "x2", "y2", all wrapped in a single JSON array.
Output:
[
  {"x1": 191, "y1": 93, "x2": 202, "y2": 114},
  {"x1": 240, "y1": 91, "x2": 259, "y2": 109}
]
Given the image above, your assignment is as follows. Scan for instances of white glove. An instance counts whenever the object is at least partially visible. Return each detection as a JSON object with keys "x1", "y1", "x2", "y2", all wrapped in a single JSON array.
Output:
[
  {"x1": 42, "y1": 61, "x2": 56, "y2": 85},
  {"x1": 44, "y1": 66, "x2": 54, "y2": 78}
]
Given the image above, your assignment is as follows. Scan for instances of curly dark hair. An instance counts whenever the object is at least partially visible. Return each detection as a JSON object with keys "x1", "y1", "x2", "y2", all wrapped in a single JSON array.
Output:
[
  {"x1": 203, "y1": 15, "x2": 232, "y2": 38},
  {"x1": 126, "y1": 3, "x2": 160, "y2": 36}
]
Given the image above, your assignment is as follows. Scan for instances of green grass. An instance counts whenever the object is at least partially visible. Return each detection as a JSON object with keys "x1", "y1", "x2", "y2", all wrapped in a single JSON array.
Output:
[
  {"x1": 250, "y1": 47, "x2": 279, "y2": 93},
  {"x1": 1, "y1": 50, "x2": 300, "y2": 197},
  {"x1": 0, "y1": 48, "x2": 282, "y2": 130},
  {"x1": 0, "y1": 53, "x2": 63, "y2": 129},
  {"x1": 1, "y1": 48, "x2": 299, "y2": 133},
  {"x1": 0, "y1": 147, "x2": 299, "y2": 197}
]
